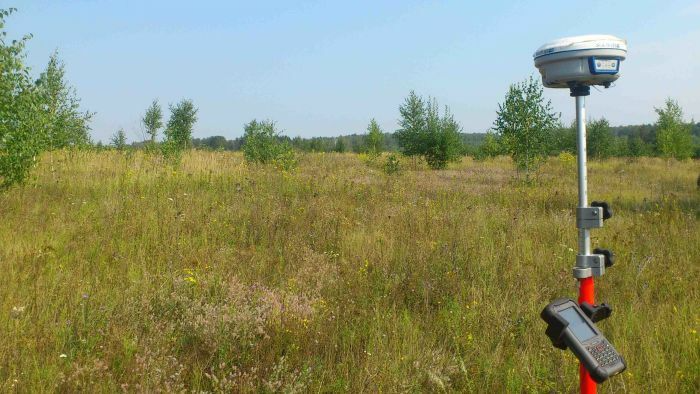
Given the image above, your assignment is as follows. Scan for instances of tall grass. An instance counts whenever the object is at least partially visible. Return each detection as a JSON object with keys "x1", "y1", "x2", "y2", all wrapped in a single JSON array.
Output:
[{"x1": 0, "y1": 151, "x2": 698, "y2": 392}]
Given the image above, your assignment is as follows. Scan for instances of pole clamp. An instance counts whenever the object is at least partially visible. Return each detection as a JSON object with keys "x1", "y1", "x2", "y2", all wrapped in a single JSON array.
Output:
[
  {"x1": 573, "y1": 254, "x2": 606, "y2": 278},
  {"x1": 591, "y1": 201, "x2": 613, "y2": 220},
  {"x1": 593, "y1": 248, "x2": 615, "y2": 268},
  {"x1": 580, "y1": 302, "x2": 613, "y2": 323},
  {"x1": 577, "y1": 207, "x2": 604, "y2": 229}
]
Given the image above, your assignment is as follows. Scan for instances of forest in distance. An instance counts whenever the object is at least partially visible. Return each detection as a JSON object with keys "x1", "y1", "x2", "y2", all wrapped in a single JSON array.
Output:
[{"x1": 184, "y1": 122, "x2": 700, "y2": 156}]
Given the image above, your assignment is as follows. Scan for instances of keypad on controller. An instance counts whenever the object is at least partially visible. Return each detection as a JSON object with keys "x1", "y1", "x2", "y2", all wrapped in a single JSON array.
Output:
[{"x1": 588, "y1": 341, "x2": 618, "y2": 366}]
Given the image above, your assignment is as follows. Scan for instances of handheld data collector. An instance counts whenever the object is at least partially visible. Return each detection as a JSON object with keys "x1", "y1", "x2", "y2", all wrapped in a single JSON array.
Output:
[{"x1": 541, "y1": 298, "x2": 626, "y2": 383}]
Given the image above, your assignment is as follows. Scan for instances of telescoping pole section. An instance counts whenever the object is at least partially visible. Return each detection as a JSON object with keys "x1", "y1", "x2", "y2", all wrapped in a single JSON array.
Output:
[{"x1": 575, "y1": 93, "x2": 596, "y2": 394}]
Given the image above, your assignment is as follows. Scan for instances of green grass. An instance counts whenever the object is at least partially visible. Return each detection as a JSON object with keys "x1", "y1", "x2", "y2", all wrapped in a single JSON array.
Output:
[{"x1": 1, "y1": 150, "x2": 698, "y2": 392}]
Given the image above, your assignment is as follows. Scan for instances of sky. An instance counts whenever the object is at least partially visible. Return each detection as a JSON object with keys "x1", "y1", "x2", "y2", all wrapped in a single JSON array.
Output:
[{"x1": 6, "y1": 0, "x2": 700, "y2": 142}]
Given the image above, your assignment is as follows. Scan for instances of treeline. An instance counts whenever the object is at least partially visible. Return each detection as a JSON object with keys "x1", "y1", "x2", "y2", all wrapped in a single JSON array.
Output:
[
  {"x1": 189, "y1": 133, "x2": 400, "y2": 153},
  {"x1": 190, "y1": 132, "x2": 483, "y2": 154},
  {"x1": 537, "y1": 119, "x2": 700, "y2": 159},
  {"x1": 186, "y1": 123, "x2": 700, "y2": 157}
]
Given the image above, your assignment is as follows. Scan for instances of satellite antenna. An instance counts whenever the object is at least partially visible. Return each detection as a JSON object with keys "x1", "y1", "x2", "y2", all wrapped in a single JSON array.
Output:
[{"x1": 534, "y1": 35, "x2": 628, "y2": 394}]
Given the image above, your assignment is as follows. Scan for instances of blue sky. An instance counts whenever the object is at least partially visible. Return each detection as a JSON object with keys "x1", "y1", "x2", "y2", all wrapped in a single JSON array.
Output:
[{"x1": 7, "y1": 0, "x2": 700, "y2": 142}]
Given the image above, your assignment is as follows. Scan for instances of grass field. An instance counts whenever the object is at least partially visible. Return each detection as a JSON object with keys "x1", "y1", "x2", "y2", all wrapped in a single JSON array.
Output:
[{"x1": 0, "y1": 151, "x2": 698, "y2": 392}]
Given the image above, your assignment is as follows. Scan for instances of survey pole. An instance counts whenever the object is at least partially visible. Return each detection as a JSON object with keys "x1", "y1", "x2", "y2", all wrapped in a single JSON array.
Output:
[
  {"x1": 574, "y1": 91, "x2": 596, "y2": 394},
  {"x1": 536, "y1": 35, "x2": 627, "y2": 391},
  {"x1": 576, "y1": 95, "x2": 591, "y2": 257}
]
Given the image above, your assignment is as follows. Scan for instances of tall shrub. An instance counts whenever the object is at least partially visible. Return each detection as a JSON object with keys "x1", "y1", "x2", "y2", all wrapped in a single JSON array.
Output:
[
  {"x1": 395, "y1": 91, "x2": 463, "y2": 169},
  {"x1": 242, "y1": 120, "x2": 296, "y2": 170},
  {"x1": 655, "y1": 98, "x2": 693, "y2": 160},
  {"x1": 493, "y1": 76, "x2": 559, "y2": 179},
  {"x1": 35, "y1": 51, "x2": 93, "y2": 149},
  {"x1": 164, "y1": 99, "x2": 198, "y2": 150},
  {"x1": 143, "y1": 99, "x2": 163, "y2": 145},
  {"x1": 587, "y1": 118, "x2": 614, "y2": 159},
  {"x1": 365, "y1": 119, "x2": 384, "y2": 157},
  {"x1": 110, "y1": 128, "x2": 127, "y2": 150},
  {"x1": 0, "y1": 8, "x2": 43, "y2": 188}
]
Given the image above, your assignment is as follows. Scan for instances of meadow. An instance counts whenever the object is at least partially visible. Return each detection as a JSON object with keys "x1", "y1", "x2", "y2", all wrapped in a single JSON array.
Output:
[{"x1": 0, "y1": 151, "x2": 698, "y2": 393}]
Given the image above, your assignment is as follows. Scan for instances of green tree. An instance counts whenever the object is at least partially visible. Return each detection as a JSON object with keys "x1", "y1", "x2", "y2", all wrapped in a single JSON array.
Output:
[
  {"x1": 611, "y1": 136, "x2": 630, "y2": 157},
  {"x1": 424, "y1": 101, "x2": 463, "y2": 169},
  {"x1": 549, "y1": 123, "x2": 576, "y2": 154},
  {"x1": 396, "y1": 91, "x2": 427, "y2": 157},
  {"x1": 35, "y1": 51, "x2": 93, "y2": 150},
  {"x1": 164, "y1": 99, "x2": 197, "y2": 150},
  {"x1": 396, "y1": 91, "x2": 463, "y2": 169},
  {"x1": 655, "y1": 98, "x2": 693, "y2": 160},
  {"x1": 309, "y1": 138, "x2": 323, "y2": 152},
  {"x1": 475, "y1": 132, "x2": 503, "y2": 160},
  {"x1": 0, "y1": 8, "x2": 44, "y2": 188},
  {"x1": 628, "y1": 135, "x2": 653, "y2": 157},
  {"x1": 383, "y1": 153, "x2": 401, "y2": 174},
  {"x1": 110, "y1": 128, "x2": 127, "y2": 150},
  {"x1": 351, "y1": 139, "x2": 363, "y2": 153},
  {"x1": 242, "y1": 119, "x2": 296, "y2": 170},
  {"x1": 365, "y1": 119, "x2": 384, "y2": 157},
  {"x1": 334, "y1": 138, "x2": 346, "y2": 153},
  {"x1": 142, "y1": 99, "x2": 163, "y2": 144},
  {"x1": 587, "y1": 118, "x2": 614, "y2": 159},
  {"x1": 493, "y1": 76, "x2": 559, "y2": 179}
]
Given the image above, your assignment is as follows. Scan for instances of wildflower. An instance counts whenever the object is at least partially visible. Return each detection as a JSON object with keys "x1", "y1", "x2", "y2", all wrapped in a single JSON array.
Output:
[
  {"x1": 59, "y1": 354, "x2": 67, "y2": 358},
  {"x1": 10, "y1": 306, "x2": 25, "y2": 319}
]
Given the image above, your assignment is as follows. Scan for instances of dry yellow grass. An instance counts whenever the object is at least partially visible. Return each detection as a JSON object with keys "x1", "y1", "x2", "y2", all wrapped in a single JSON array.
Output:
[{"x1": 0, "y1": 150, "x2": 698, "y2": 392}]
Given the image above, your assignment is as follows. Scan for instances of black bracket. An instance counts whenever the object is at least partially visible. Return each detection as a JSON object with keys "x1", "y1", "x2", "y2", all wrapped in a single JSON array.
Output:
[
  {"x1": 580, "y1": 302, "x2": 613, "y2": 323},
  {"x1": 593, "y1": 248, "x2": 615, "y2": 268},
  {"x1": 541, "y1": 298, "x2": 572, "y2": 350},
  {"x1": 569, "y1": 84, "x2": 591, "y2": 97},
  {"x1": 591, "y1": 201, "x2": 613, "y2": 220}
]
